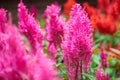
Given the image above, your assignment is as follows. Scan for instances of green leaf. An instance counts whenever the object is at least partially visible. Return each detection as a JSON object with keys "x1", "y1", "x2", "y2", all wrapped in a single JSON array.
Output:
[
  {"x1": 43, "y1": 40, "x2": 48, "y2": 47},
  {"x1": 82, "y1": 73, "x2": 96, "y2": 80},
  {"x1": 106, "y1": 68, "x2": 115, "y2": 77},
  {"x1": 110, "y1": 58, "x2": 117, "y2": 66},
  {"x1": 92, "y1": 54, "x2": 100, "y2": 65},
  {"x1": 40, "y1": 18, "x2": 45, "y2": 28}
]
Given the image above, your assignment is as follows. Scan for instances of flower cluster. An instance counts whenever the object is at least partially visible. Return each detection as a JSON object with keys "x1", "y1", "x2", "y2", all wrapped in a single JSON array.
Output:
[
  {"x1": 0, "y1": 1, "x2": 59, "y2": 80},
  {"x1": 100, "y1": 48, "x2": 108, "y2": 68},
  {"x1": 95, "y1": 68, "x2": 110, "y2": 80},
  {"x1": 83, "y1": 0, "x2": 119, "y2": 34},
  {"x1": 0, "y1": 0, "x2": 94, "y2": 80}
]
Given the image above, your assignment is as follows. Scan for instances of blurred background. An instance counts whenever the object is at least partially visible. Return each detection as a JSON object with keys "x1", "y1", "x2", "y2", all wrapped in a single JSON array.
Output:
[{"x1": 0, "y1": 0, "x2": 97, "y2": 24}]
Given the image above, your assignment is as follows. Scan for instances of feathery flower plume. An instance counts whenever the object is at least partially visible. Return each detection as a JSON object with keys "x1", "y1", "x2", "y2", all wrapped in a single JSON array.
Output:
[
  {"x1": 62, "y1": 3, "x2": 92, "y2": 80},
  {"x1": 95, "y1": 17, "x2": 117, "y2": 34},
  {"x1": 18, "y1": 1, "x2": 43, "y2": 53},
  {"x1": 0, "y1": 29, "x2": 59, "y2": 80},
  {"x1": 100, "y1": 48, "x2": 108, "y2": 68},
  {"x1": 95, "y1": 68, "x2": 110, "y2": 80},
  {"x1": 26, "y1": 53, "x2": 59, "y2": 80},
  {"x1": 0, "y1": 9, "x2": 28, "y2": 80},
  {"x1": 0, "y1": 8, "x2": 7, "y2": 33},
  {"x1": 30, "y1": 5, "x2": 38, "y2": 18},
  {"x1": 95, "y1": 68, "x2": 105, "y2": 80},
  {"x1": 43, "y1": 3, "x2": 60, "y2": 18},
  {"x1": 43, "y1": 3, "x2": 65, "y2": 60}
]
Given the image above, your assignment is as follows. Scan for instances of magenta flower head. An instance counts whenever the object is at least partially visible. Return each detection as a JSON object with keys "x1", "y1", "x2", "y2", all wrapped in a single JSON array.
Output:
[
  {"x1": 61, "y1": 3, "x2": 92, "y2": 80},
  {"x1": 0, "y1": 8, "x2": 7, "y2": 33},
  {"x1": 0, "y1": 9, "x2": 28, "y2": 80},
  {"x1": 95, "y1": 68, "x2": 110, "y2": 80},
  {"x1": 100, "y1": 48, "x2": 108, "y2": 67},
  {"x1": 43, "y1": 3, "x2": 65, "y2": 60},
  {"x1": 18, "y1": 0, "x2": 28, "y2": 21},
  {"x1": 26, "y1": 53, "x2": 60, "y2": 80},
  {"x1": 43, "y1": 3, "x2": 60, "y2": 18},
  {"x1": 18, "y1": 1, "x2": 43, "y2": 53},
  {"x1": 30, "y1": 5, "x2": 38, "y2": 18},
  {"x1": 95, "y1": 68, "x2": 105, "y2": 80},
  {"x1": 0, "y1": 38, "x2": 59, "y2": 80},
  {"x1": 0, "y1": 29, "x2": 59, "y2": 80}
]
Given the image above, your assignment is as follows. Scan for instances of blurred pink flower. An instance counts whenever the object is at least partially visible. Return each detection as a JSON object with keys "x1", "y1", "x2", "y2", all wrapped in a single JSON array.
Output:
[
  {"x1": 26, "y1": 53, "x2": 59, "y2": 80},
  {"x1": 18, "y1": 1, "x2": 43, "y2": 53},
  {"x1": 0, "y1": 2, "x2": 60, "y2": 79},
  {"x1": 95, "y1": 68, "x2": 110, "y2": 80},
  {"x1": 0, "y1": 8, "x2": 7, "y2": 33},
  {"x1": 0, "y1": 9, "x2": 28, "y2": 80},
  {"x1": 100, "y1": 48, "x2": 108, "y2": 68},
  {"x1": 95, "y1": 68, "x2": 105, "y2": 80},
  {"x1": 30, "y1": 5, "x2": 38, "y2": 18}
]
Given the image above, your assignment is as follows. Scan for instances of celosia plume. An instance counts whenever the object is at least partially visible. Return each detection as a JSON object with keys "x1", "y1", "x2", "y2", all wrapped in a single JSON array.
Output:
[
  {"x1": 63, "y1": 0, "x2": 76, "y2": 16},
  {"x1": 30, "y1": 5, "x2": 38, "y2": 18},
  {"x1": 43, "y1": 3, "x2": 65, "y2": 60},
  {"x1": 0, "y1": 9, "x2": 7, "y2": 33},
  {"x1": 83, "y1": 2, "x2": 100, "y2": 28},
  {"x1": 0, "y1": 9, "x2": 28, "y2": 80},
  {"x1": 62, "y1": 3, "x2": 92, "y2": 80},
  {"x1": 18, "y1": 1, "x2": 43, "y2": 53},
  {"x1": 95, "y1": 68, "x2": 110, "y2": 80},
  {"x1": 96, "y1": 17, "x2": 117, "y2": 34},
  {"x1": 115, "y1": 0, "x2": 120, "y2": 15},
  {"x1": 43, "y1": 3, "x2": 60, "y2": 19},
  {"x1": 0, "y1": 1, "x2": 59, "y2": 80},
  {"x1": 83, "y1": 2, "x2": 98, "y2": 17},
  {"x1": 100, "y1": 48, "x2": 108, "y2": 68},
  {"x1": 83, "y1": 0, "x2": 119, "y2": 35}
]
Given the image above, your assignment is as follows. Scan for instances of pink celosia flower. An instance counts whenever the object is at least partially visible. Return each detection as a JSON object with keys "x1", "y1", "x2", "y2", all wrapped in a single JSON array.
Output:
[
  {"x1": 6, "y1": 12, "x2": 25, "y2": 55},
  {"x1": 30, "y1": 5, "x2": 38, "y2": 18},
  {"x1": 0, "y1": 4, "x2": 59, "y2": 80},
  {"x1": 95, "y1": 68, "x2": 110, "y2": 80},
  {"x1": 106, "y1": 73, "x2": 110, "y2": 80},
  {"x1": 18, "y1": 0, "x2": 28, "y2": 21},
  {"x1": 43, "y1": 3, "x2": 60, "y2": 18},
  {"x1": 26, "y1": 53, "x2": 59, "y2": 80},
  {"x1": 0, "y1": 33, "x2": 8, "y2": 54},
  {"x1": 0, "y1": 33, "x2": 59, "y2": 80},
  {"x1": 61, "y1": 3, "x2": 92, "y2": 80},
  {"x1": 18, "y1": 1, "x2": 43, "y2": 53},
  {"x1": 43, "y1": 3, "x2": 65, "y2": 60},
  {"x1": 0, "y1": 10, "x2": 28, "y2": 80},
  {"x1": 100, "y1": 48, "x2": 108, "y2": 68},
  {"x1": 0, "y1": 8, "x2": 7, "y2": 33},
  {"x1": 95, "y1": 68, "x2": 105, "y2": 80},
  {"x1": 47, "y1": 43, "x2": 58, "y2": 59}
]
